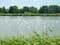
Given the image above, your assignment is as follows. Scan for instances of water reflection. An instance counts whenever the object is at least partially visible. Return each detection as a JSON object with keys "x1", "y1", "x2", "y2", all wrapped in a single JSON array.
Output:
[{"x1": 0, "y1": 16, "x2": 60, "y2": 37}]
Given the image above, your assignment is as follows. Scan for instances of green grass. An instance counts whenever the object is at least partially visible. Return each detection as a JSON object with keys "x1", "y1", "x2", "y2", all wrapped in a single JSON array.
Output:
[
  {"x1": 0, "y1": 13, "x2": 60, "y2": 16},
  {"x1": 0, "y1": 29, "x2": 60, "y2": 45}
]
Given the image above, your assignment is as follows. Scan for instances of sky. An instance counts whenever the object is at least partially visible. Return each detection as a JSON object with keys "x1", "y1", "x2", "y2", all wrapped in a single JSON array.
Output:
[{"x1": 0, "y1": 0, "x2": 60, "y2": 9}]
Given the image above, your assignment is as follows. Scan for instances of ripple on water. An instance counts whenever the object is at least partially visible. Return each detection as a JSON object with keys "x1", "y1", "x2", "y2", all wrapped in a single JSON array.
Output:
[
  {"x1": 55, "y1": 20, "x2": 58, "y2": 23},
  {"x1": 27, "y1": 26, "x2": 31, "y2": 29},
  {"x1": 43, "y1": 25, "x2": 47, "y2": 29},
  {"x1": 24, "y1": 24, "x2": 26, "y2": 27},
  {"x1": 4, "y1": 20, "x2": 8, "y2": 23},
  {"x1": 1, "y1": 22, "x2": 4, "y2": 25},
  {"x1": 21, "y1": 22, "x2": 24, "y2": 25}
]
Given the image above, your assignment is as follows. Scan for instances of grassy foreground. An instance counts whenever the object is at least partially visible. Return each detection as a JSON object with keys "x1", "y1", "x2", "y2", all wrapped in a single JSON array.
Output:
[{"x1": 0, "y1": 30, "x2": 60, "y2": 45}]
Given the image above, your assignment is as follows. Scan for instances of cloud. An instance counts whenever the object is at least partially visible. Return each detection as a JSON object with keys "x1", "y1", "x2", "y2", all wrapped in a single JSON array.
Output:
[{"x1": 0, "y1": 0, "x2": 60, "y2": 9}]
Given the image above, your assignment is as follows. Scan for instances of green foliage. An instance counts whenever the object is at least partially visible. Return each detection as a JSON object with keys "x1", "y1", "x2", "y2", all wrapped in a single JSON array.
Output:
[
  {"x1": 22, "y1": 6, "x2": 38, "y2": 13},
  {"x1": 49, "y1": 5, "x2": 60, "y2": 13},
  {"x1": 29, "y1": 6, "x2": 38, "y2": 13},
  {"x1": 18, "y1": 9, "x2": 24, "y2": 13},
  {"x1": 2, "y1": 7, "x2": 8, "y2": 13},
  {"x1": 23, "y1": 6, "x2": 30, "y2": 13},
  {"x1": 0, "y1": 29, "x2": 60, "y2": 45},
  {"x1": 22, "y1": 12, "x2": 33, "y2": 16},
  {"x1": 0, "y1": 8, "x2": 3, "y2": 13},
  {"x1": 9, "y1": 6, "x2": 18, "y2": 13},
  {"x1": 0, "y1": 13, "x2": 60, "y2": 16},
  {"x1": 0, "y1": 5, "x2": 60, "y2": 16},
  {"x1": 39, "y1": 6, "x2": 49, "y2": 13}
]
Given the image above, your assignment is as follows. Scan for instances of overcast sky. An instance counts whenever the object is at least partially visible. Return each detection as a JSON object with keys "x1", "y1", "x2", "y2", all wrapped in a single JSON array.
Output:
[{"x1": 0, "y1": 0, "x2": 60, "y2": 9}]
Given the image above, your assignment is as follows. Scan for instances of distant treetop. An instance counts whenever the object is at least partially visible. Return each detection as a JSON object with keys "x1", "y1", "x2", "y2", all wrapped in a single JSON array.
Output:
[{"x1": 0, "y1": 5, "x2": 60, "y2": 13}]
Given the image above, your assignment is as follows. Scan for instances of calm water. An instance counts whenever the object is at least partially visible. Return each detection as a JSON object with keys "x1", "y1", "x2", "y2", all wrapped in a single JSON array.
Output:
[{"x1": 0, "y1": 16, "x2": 60, "y2": 37}]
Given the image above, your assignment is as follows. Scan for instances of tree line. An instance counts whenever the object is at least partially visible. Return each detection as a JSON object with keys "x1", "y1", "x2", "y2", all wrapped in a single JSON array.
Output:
[{"x1": 0, "y1": 5, "x2": 60, "y2": 14}]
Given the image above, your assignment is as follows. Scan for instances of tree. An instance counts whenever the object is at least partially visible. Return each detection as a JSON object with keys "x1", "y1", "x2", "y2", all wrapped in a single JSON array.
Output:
[
  {"x1": 39, "y1": 6, "x2": 49, "y2": 13},
  {"x1": 9, "y1": 6, "x2": 14, "y2": 13},
  {"x1": 29, "y1": 6, "x2": 38, "y2": 13},
  {"x1": 9, "y1": 6, "x2": 18, "y2": 13},
  {"x1": 59, "y1": 7, "x2": 60, "y2": 13},
  {"x1": 0, "y1": 5, "x2": 60, "y2": 14},
  {"x1": 0, "y1": 8, "x2": 3, "y2": 13},
  {"x1": 49, "y1": 5, "x2": 60, "y2": 13},
  {"x1": 2, "y1": 7, "x2": 8, "y2": 13},
  {"x1": 18, "y1": 9, "x2": 24, "y2": 13},
  {"x1": 23, "y1": 6, "x2": 29, "y2": 13}
]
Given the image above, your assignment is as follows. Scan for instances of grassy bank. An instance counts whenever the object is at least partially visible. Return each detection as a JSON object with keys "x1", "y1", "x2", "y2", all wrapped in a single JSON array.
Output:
[
  {"x1": 0, "y1": 13, "x2": 60, "y2": 16},
  {"x1": 0, "y1": 30, "x2": 60, "y2": 45}
]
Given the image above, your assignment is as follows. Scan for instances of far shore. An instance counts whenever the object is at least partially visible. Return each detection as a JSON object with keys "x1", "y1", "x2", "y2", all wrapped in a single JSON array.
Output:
[{"x1": 0, "y1": 13, "x2": 60, "y2": 16}]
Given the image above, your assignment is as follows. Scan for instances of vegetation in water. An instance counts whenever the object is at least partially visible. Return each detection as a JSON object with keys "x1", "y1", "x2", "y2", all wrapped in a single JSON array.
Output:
[{"x1": 0, "y1": 29, "x2": 60, "y2": 45}]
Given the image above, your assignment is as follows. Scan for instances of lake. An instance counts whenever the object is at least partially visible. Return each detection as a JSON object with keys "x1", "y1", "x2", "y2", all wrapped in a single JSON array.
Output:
[{"x1": 0, "y1": 16, "x2": 60, "y2": 37}]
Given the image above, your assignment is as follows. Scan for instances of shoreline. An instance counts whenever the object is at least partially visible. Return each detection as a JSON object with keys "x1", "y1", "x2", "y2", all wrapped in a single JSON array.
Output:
[{"x1": 0, "y1": 13, "x2": 60, "y2": 16}]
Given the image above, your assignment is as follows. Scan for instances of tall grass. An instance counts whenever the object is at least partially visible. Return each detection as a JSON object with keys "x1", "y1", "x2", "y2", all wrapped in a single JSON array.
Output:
[{"x1": 0, "y1": 29, "x2": 60, "y2": 45}]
